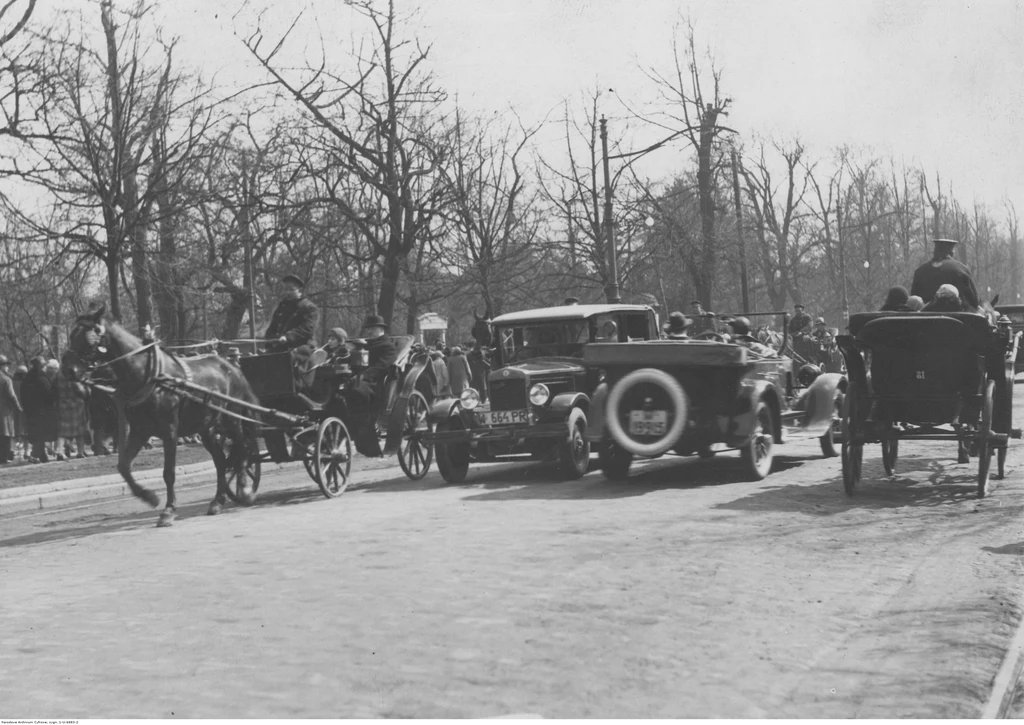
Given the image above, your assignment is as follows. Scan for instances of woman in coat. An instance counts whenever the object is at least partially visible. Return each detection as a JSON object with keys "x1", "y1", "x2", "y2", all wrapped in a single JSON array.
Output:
[
  {"x1": 0, "y1": 355, "x2": 23, "y2": 463},
  {"x1": 20, "y1": 357, "x2": 57, "y2": 463},
  {"x1": 12, "y1": 364, "x2": 27, "y2": 460},
  {"x1": 447, "y1": 346, "x2": 473, "y2": 397},
  {"x1": 57, "y1": 370, "x2": 90, "y2": 459}
]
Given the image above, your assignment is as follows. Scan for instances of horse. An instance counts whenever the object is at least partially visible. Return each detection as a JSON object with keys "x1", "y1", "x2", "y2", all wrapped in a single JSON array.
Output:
[{"x1": 65, "y1": 303, "x2": 261, "y2": 527}]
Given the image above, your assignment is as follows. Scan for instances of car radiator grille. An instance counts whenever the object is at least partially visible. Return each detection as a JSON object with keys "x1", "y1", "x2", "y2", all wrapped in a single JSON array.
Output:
[{"x1": 489, "y1": 378, "x2": 526, "y2": 411}]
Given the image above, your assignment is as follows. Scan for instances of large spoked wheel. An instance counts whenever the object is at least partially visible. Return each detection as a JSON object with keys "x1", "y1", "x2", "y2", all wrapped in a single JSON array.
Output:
[
  {"x1": 435, "y1": 414, "x2": 471, "y2": 484},
  {"x1": 314, "y1": 417, "x2": 353, "y2": 499},
  {"x1": 994, "y1": 374, "x2": 1013, "y2": 480},
  {"x1": 819, "y1": 388, "x2": 844, "y2": 458},
  {"x1": 558, "y1": 411, "x2": 591, "y2": 479},
  {"x1": 740, "y1": 400, "x2": 775, "y2": 481},
  {"x1": 978, "y1": 380, "x2": 994, "y2": 498},
  {"x1": 294, "y1": 426, "x2": 319, "y2": 483},
  {"x1": 398, "y1": 391, "x2": 434, "y2": 480},
  {"x1": 599, "y1": 437, "x2": 633, "y2": 481},
  {"x1": 882, "y1": 438, "x2": 898, "y2": 476},
  {"x1": 841, "y1": 382, "x2": 862, "y2": 496}
]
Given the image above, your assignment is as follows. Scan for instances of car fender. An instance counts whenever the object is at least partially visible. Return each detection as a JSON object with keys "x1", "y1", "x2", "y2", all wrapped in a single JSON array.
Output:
[
  {"x1": 427, "y1": 397, "x2": 461, "y2": 424},
  {"x1": 798, "y1": 372, "x2": 846, "y2": 436},
  {"x1": 549, "y1": 391, "x2": 589, "y2": 417},
  {"x1": 732, "y1": 380, "x2": 783, "y2": 444},
  {"x1": 584, "y1": 383, "x2": 609, "y2": 443}
]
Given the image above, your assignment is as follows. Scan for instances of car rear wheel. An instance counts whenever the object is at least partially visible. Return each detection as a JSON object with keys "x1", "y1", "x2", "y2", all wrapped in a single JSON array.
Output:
[
  {"x1": 740, "y1": 400, "x2": 774, "y2": 480},
  {"x1": 558, "y1": 412, "x2": 590, "y2": 479}
]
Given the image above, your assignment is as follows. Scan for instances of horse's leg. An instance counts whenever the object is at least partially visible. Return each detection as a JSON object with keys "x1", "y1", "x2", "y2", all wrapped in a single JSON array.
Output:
[
  {"x1": 117, "y1": 426, "x2": 159, "y2": 509},
  {"x1": 200, "y1": 429, "x2": 230, "y2": 516},
  {"x1": 157, "y1": 434, "x2": 179, "y2": 527}
]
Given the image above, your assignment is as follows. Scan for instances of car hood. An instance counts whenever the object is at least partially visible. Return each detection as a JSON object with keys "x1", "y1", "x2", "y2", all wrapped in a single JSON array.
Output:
[{"x1": 490, "y1": 358, "x2": 584, "y2": 379}]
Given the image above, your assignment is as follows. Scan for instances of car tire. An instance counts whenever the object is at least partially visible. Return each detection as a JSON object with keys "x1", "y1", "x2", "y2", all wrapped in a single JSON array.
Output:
[
  {"x1": 740, "y1": 400, "x2": 775, "y2": 480},
  {"x1": 558, "y1": 411, "x2": 591, "y2": 479},
  {"x1": 435, "y1": 413, "x2": 471, "y2": 484},
  {"x1": 605, "y1": 368, "x2": 688, "y2": 457}
]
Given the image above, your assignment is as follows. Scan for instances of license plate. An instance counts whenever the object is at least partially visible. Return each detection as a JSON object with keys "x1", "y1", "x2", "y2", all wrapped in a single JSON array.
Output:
[
  {"x1": 628, "y1": 410, "x2": 667, "y2": 436},
  {"x1": 478, "y1": 409, "x2": 530, "y2": 426}
]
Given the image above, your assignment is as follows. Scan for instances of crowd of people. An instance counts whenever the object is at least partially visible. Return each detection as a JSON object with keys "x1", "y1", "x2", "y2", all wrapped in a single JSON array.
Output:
[{"x1": 0, "y1": 354, "x2": 110, "y2": 465}]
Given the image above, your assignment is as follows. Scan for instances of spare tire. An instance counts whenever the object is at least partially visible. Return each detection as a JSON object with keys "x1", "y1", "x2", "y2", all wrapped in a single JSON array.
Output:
[{"x1": 605, "y1": 368, "x2": 688, "y2": 457}]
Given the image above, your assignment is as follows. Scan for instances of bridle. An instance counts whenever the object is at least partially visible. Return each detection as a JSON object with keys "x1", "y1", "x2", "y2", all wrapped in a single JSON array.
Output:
[{"x1": 67, "y1": 318, "x2": 164, "y2": 407}]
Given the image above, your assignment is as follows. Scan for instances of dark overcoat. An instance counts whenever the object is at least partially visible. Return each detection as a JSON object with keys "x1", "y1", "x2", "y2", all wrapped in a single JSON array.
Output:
[
  {"x1": 264, "y1": 296, "x2": 319, "y2": 349},
  {"x1": 910, "y1": 256, "x2": 980, "y2": 309}
]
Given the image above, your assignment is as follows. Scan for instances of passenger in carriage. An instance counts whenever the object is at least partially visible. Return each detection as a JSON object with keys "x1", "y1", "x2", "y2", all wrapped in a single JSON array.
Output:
[
  {"x1": 811, "y1": 318, "x2": 834, "y2": 343},
  {"x1": 324, "y1": 328, "x2": 352, "y2": 369},
  {"x1": 345, "y1": 315, "x2": 398, "y2": 456},
  {"x1": 264, "y1": 274, "x2": 319, "y2": 351},
  {"x1": 910, "y1": 238, "x2": 980, "y2": 310},
  {"x1": 922, "y1": 283, "x2": 966, "y2": 312},
  {"x1": 880, "y1": 285, "x2": 909, "y2": 311}
]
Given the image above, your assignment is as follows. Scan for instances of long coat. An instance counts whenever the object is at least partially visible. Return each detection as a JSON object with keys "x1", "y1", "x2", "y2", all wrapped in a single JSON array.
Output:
[
  {"x1": 20, "y1": 368, "x2": 58, "y2": 440},
  {"x1": 264, "y1": 296, "x2": 319, "y2": 349},
  {"x1": 447, "y1": 351, "x2": 473, "y2": 396},
  {"x1": 57, "y1": 374, "x2": 90, "y2": 438},
  {"x1": 0, "y1": 371, "x2": 22, "y2": 437}
]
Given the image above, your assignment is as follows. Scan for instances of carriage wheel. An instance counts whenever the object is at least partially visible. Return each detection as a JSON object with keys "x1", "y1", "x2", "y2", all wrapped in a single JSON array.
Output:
[
  {"x1": 599, "y1": 436, "x2": 633, "y2": 481},
  {"x1": 740, "y1": 401, "x2": 774, "y2": 481},
  {"x1": 315, "y1": 417, "x2": 353, "y2": 499},
  {"x1": 398, "y1": 391, "x2": 433, "y2": 480},
  {"x1": 882, "y1": 439, "x2": 899, "y2": 476},
  {"x1": 220, "y1": 435, "x2": 262, "y2": 504},
  {"x1": 435, "y1": 414, "x2": 471, "y2": 484},
  {"x1": 819, "y1": 389, "x2": 844, "y2": 458},
  {"x1": 977, "y1": 380, "x2": 994, "y2": 498},
  {"x1": 294, "y1": 427, "x2": 319, "y2": 484},
  {"x1": 841, "y1": 382, "x2": 862, "y2": 496}
]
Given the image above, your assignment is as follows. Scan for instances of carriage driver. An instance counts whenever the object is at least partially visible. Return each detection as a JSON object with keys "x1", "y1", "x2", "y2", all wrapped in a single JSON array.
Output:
[
  {"x1": 910, "y1": 238, "x2": 980, "y2": 311},
  {"x1": 788, "y1": 303, "x2": 812, "y2": 336},
  {"x1": 264, "y1": 274, "x2": 319, "y2": 351}
]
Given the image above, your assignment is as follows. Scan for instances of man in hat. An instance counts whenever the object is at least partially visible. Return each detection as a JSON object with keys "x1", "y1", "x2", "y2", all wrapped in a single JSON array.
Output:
[
  {"x1": 264, "y1": 274, "x2": 319, "y2": 351},
  {"x1": 725, "y1": 317, "x2": 775, "y2": 356},
  {"x1": 788, "y1": 303, "x2": 812, "y2": 336},
  {"x1": 663, "y1": 311, "x2": 693, "y2": 339},
  {"x1": 689, "y1": 300, "x2": 715, "y2": 335},
  {"x1": 811, "y1": 317, "x2": 833, "y2": 343},
  {"x1": 0, "y1": 355, "x2": 23, "y2": 463},
  {"x1": 224, "y1": 347, "x2": 241, "y2": 366},
  {"x1": 910, "y1": 238, "x2": 980, "y2": 310},
  {"x1": 347, "y1": 314, "x2": 398, "y2": 456}
]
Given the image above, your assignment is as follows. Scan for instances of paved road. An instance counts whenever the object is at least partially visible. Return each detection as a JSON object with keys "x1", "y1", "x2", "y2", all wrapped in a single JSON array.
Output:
[{"x1": 3, "y1": 398, "x2": 1024, "y2": 718}]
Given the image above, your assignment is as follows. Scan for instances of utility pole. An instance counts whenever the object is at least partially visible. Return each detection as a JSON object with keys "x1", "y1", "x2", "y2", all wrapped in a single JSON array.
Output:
[
  {"x1": 244, "y1": 237, "x2": 257, "y2": 354},
  {"x1": 599, "y1": 116, "x2": 621, "y2": 303},
  {"x1": 837, "y1": 195, "x2": 849, "y2": 324},
  {"x1": 730, "y1": 149, "x2": 750, "y2": 314}
]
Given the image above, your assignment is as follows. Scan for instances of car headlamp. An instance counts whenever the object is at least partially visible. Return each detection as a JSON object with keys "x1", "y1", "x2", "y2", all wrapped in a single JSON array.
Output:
[
  {"x1": 529, "y1": 383, "x2": 551, "y2": 406},
  {"x1": 460, "y1": 388, "x2": 481, "y2": 410}
]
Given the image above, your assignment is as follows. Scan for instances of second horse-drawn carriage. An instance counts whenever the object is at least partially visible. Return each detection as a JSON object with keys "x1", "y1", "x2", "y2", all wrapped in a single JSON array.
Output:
[{"x1": 836, "y1": 311, "x2": 1021, "y2": 498}]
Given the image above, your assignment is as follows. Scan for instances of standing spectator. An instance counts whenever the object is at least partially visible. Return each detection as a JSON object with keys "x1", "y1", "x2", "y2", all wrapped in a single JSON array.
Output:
[
  {"x1": 0, "y1": 355, "x2": 22, "y2": 463},
  {"x1": 44, "y1": 359, "x2": 62, "y2": 459},
  {"x1": 12, "y1": 364, "x2": 28, "y2": 460},
  {"x1": 429, "y1": 349, "x2": 450, "y2": 398},
  {"x1": 20, "y1": 357, "x2": 56, "y2": 463},
  {"x1": 57, "y1": 367, "x2": 91, "y2": 459},
  {"x1": 447, "y1": 346, "x2": 473, "y2": 396},
  {"x1": 689, "y1": 300, "x2": 716, "y2": 335}
]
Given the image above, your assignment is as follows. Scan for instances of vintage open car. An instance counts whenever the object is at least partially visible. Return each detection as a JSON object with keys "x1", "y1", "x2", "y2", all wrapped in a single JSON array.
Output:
[
  {"x1": 995, "y1": 303, "x2": 1024, "y2": 373},
  {"x1": 422, "y1": 303, "x2": 660, "y2": 483},
  {"x1": 583, "y1": 311, "x2": 846, "y2": 481},
  {"x1": 836, "y1": 311, "x2": 1020, "y2": 498}
]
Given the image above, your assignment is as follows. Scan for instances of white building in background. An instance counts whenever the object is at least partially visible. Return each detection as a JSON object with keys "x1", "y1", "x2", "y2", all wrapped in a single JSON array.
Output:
[{"x1": 416, "y1": 312, "x2": 448, "y2": 347}]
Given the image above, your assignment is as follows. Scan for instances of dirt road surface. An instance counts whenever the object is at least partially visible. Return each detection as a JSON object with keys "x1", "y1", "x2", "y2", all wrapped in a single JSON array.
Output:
[{"x1": 3, "y1": 393, "x2": 1024, "y2": 718}]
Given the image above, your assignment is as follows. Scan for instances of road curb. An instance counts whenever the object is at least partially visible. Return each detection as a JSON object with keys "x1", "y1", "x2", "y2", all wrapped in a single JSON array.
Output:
[{"x1": 0, "y1": 461, "x2": 222, "y2": 516}]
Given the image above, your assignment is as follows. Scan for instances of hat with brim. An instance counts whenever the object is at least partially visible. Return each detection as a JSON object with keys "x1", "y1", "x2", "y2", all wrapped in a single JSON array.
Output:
[
  {"x1": 726, "y1": 316, "x2": 751, "y2": 335},
  {"x1": 933, "y1": 238, "x2": 959, "y2": 247},
  {"x1": 794, "y1": 304, "x2": 805, "y2": 310},
  {"x1": 663, "y1": 312, "x2": 693, "y2": 334},
  {"x1": 281, "y1": 274, "x2": 305, "y2": 288},
  {"x1": 361, "y1": 314, "x2": 387, "y2": 331}
]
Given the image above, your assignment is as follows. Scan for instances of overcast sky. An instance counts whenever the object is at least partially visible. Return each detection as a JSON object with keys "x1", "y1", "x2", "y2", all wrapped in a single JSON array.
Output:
[{"x1": 83, "y1": 0, "x2": 1024, "y2": 219}]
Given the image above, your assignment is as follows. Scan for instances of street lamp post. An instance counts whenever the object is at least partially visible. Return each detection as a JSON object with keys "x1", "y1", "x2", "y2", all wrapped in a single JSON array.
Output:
[{"x1": 599, "y1": 116, "x2": 621, "y2": 303}]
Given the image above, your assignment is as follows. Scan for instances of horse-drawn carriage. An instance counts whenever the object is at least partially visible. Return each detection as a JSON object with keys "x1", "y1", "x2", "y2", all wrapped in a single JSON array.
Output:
[
  {"x1": 230, "y1": 334, "x2": 436, "y2": 498},
  {"x1": 836, "y1": 311, "x2": 1021, "y2": 498}
]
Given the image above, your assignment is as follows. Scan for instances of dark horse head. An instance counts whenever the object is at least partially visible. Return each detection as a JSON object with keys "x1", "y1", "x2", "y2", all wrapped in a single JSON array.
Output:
[
  {"x1": 471, "y1": 306, "x2": 493, "y2": 348},
  {"x1": 68, "y1": 302, "x2": 263, "y2": 527}
]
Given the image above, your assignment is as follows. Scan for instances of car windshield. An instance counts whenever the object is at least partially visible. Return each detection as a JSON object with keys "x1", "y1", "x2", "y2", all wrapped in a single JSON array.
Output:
[{"x1": 496, "y1": 320, "x2": 590, "y2": 363}]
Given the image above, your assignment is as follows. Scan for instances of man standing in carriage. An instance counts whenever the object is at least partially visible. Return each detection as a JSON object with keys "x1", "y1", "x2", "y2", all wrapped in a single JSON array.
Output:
[
  {"x1": 264, "y1": 274, "x2": 319, "y2": 351},
  {"x1": 346, "y1": 314, "x2": 398, "y2": 456},
  {"x1": 910, "y1": 238, "x2": 980, "y2": 311},
  {"x1": 788, "y1": 303, "x2": 813, "y2": 336}
]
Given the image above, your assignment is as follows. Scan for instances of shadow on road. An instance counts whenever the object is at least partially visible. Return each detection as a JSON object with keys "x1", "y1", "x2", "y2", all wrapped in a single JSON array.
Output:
[
  {"x1": 714, "y1": 456, "x2": 985, "y2": 516},
  {"x1": 455, "y1": 453, "x2": 808, "y2": 502}
]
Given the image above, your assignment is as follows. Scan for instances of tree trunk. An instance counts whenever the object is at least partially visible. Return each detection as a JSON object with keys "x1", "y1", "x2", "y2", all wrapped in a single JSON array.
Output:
[{"x1": 377, "y1": 252, "x2": 402, "y2": 326}]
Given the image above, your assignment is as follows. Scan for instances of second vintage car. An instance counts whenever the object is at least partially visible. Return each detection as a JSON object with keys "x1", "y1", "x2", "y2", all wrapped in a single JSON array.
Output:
[
  {"x1": 584, "y1": 311, "x2": 846, "y2": 481},
  {"x1": 422, "y1": 303, "x2": 660, "y2": 483}
]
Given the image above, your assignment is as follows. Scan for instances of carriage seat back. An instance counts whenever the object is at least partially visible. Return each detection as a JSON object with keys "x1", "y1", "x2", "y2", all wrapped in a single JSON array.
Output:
[
  {"x1": 238, "y1": 351, "x2": 295, "y2": 399},
  {"x1": 857, "y1": 315, "x2": 984, "y2": 423},
  {"x1": 390, "y1": 335, "x2": 415, "y2": 369}
]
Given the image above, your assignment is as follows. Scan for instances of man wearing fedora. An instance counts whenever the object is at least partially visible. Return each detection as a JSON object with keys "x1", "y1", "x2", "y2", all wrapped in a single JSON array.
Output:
[
  {"x1": 910, "y1": 238, "x2": 980, "y2": 310},
  {"x1": 347, "y1": 314, "x2": 398, "y2": 456},
  {"x1": 788, "y1": 303, "x2": 812, "y2": 336},
  {"x1": 663, "y1": 311, "x2": 693, "y2": 339},
  {"x1": 264, "y1": 274, "x2": 319, "y2": 351},
  {"x1": 0, "y1": 355, "x2": 23, "y2": 463}
]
